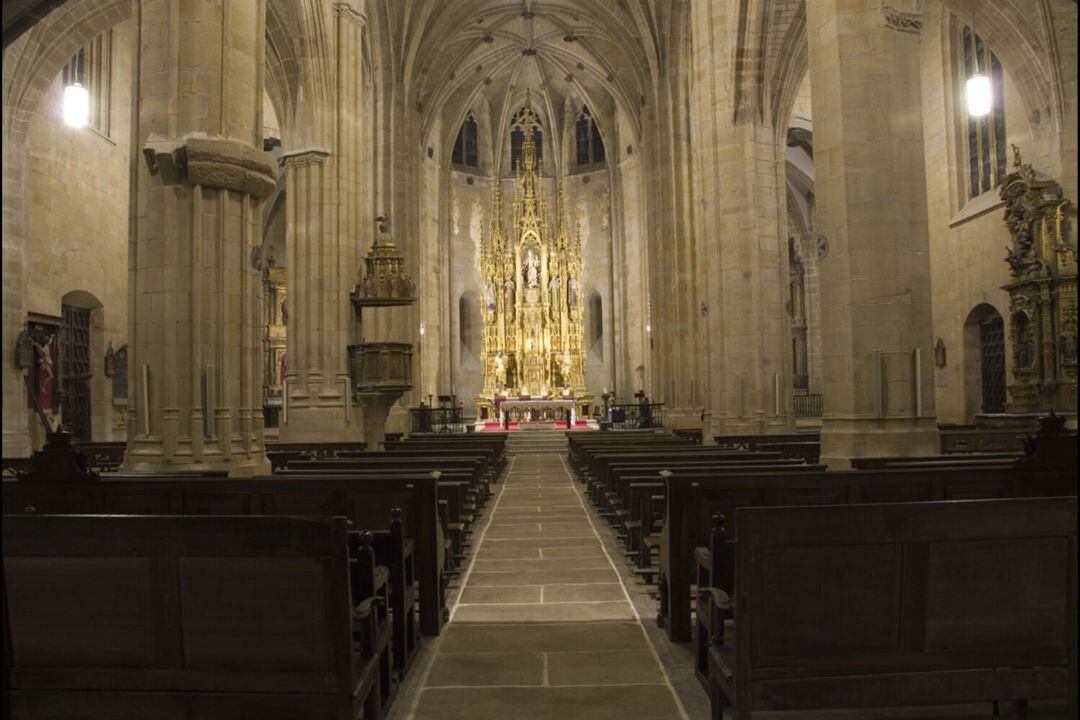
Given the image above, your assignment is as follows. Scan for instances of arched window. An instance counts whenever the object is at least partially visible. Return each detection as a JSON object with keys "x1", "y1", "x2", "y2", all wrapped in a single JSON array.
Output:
[
  {"x1": 959, "y1": 24, "x2": 1006, "y2": 198},
  {"x1": 452, "y1": 113, "x2": 480, "y2": 168},
  {"x1": 510, "y1": 107, "x2": 542, "y2": 171},
  {"x1": 575, "y1": 106, "x2": 605, "y2": 166}
]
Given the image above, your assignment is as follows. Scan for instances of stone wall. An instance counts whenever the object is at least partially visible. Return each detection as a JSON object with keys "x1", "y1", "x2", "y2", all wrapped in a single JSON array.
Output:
[
  {"x1": 21, "y1": 19, "x2": 133, "y2": 446},
  {"x1": 921, "y1": 4, "x2": 1040, "y2": 424}
]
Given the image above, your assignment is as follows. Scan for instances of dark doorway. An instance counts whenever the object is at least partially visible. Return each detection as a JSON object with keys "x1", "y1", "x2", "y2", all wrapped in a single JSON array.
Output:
[{"x1": 61, "y1": 304, "x2": 93, "y2": 440}]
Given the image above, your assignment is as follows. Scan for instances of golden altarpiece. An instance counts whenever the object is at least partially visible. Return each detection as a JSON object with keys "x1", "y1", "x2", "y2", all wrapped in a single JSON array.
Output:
[{"x1": 477, "y1": 101, "x2": 590, "y2": 422}]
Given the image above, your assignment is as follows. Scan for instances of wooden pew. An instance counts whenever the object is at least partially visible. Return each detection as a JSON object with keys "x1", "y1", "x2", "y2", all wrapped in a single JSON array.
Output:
[
  {"x1": 660, "y1": 465, "x2": 1077, "y2": 642},
  {"x1": 2, "y1": 472, "x2": 447, "y2": 641},
  {"x1": 703, "y1": 497, "x2": 1076, "y2": 720},
  {"x1": 3, "y1": 514, "x2": 393, "y2": 720},
  {"x1": 850, "y1": 453, "x2": 1020, "y2": 469},
  {"x1": 72, "y1": 441, "x2": 126, "y2": 472}
]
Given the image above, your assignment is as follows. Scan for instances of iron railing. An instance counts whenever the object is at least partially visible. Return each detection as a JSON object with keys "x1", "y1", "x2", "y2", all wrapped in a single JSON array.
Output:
[
  {"x1": 410, "y1": 405, "x2": 466, "y2": 434},
  {"x1": 608, "y1": 402, "x2": 665, "y2": 430},
  {"x1": 793, "y1": 393, "x2": 823, "y2": 417}
]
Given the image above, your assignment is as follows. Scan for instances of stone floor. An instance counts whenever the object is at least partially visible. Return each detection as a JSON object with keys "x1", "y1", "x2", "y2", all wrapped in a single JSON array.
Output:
[
  {"x1": 386, "y1": 447, "x2": 1070, "y2": 720},
  {"x1": 388, "y1": 451, "x2": 693, "y2": 720}
]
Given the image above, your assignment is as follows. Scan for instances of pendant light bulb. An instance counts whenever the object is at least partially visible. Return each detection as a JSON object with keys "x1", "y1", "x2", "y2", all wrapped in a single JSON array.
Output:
[
  {"x1": 966, "y1": 73, "x2": 992, "y2": 117},
  {"x1": 64, "y1": 82, "x2": 90, "y2": 127}
]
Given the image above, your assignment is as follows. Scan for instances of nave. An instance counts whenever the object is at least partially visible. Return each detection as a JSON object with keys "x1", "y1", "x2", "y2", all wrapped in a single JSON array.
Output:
[{"x1": 3, "y1": 425, "x2": 1075, "y2": 719}]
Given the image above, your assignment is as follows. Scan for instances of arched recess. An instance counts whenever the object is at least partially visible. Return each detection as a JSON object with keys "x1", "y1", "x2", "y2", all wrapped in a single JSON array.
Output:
[
  {"x1": 458, "y1": 290, "x2": 482, "y2": 364},
  {"x1": 586, "y1": 289, "x2": 604, "y2": 361},
  {"x1": 962, "y1": 303, "x2": 1007, "y2": 420}
]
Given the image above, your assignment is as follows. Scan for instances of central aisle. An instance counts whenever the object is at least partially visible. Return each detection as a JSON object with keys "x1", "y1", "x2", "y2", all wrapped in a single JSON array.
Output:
[{"x1": 398, "y1": 449, "x2": 690, "y2": 720}]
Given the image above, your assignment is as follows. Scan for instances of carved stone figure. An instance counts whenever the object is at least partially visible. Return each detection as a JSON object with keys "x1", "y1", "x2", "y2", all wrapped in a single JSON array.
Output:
[
  {"x1": 934, "y1": 338, "x2": 947, "y2": 368},
  {"x1": 568, "y1": 277, "x2": 579, "y2": 310},
  {"x1": 485, "y1": 281, "x2": 496, "y2": 312},
  {"x1": 524, "y1": 250, "x2": 540, "y2": 287}
]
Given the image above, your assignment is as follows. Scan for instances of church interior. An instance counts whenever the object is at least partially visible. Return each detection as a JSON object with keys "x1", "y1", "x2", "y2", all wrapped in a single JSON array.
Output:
[{"x1": 2, "y1": 1, "x2": 1077, "y2": 718}]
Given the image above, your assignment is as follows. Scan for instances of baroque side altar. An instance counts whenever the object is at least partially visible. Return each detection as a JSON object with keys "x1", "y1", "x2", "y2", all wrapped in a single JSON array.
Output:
[{"x1": 478, "y1": 100, "x2": 586, "y2": 403}]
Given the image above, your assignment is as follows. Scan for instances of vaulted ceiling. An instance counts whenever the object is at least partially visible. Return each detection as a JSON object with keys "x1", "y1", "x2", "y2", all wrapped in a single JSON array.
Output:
[{"x1": 379, "y1": 0, "x2": 682, "y2": 161}]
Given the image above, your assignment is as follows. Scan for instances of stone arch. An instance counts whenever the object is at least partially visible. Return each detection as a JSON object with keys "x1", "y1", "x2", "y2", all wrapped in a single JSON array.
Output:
[{"x1": 962, "y1": 303, "x2": 1007, "y2": 419}]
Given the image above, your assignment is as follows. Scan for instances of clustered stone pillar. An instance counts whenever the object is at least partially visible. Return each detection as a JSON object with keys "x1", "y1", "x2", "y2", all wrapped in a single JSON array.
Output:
[
  {"x1": 122, "y1": 0, "x2": 275, "y2": 475},
  {"x1": 278, "y1": 1, "x2": 366, "y2": 445},
  {"x1": 807, "y1": 0, "x2": 938, "y2": 466}
]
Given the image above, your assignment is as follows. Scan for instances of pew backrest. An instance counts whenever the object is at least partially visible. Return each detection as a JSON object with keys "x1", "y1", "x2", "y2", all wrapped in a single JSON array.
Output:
[
  {"x1": 733, "y1": 497, "x2": 1076, "y2": 707},
  {"x1": 4, "y1": 514, "x2": 356, "y2": 702}
]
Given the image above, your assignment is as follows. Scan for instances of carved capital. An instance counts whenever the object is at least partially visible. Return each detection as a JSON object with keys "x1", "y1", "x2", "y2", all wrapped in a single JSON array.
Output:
[
  {"x1": 142, "y1": 134, "x2": 278, "y2": 199},
  {"x1": 279, "y1": 148, "x2": 332, "y2": 169},
  {"x1": 333, "y1": 2, "x2": 367, "y2": 26},
  {"x1": 881, "y1": 5, "x2": 922, "y2": 33}
]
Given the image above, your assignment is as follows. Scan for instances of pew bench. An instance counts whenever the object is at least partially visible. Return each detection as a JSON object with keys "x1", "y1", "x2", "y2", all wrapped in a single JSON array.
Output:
[
  {"x1": 3, "y1": 514, "x2": 393, "y2": 720},
  {"x1": 661, "y1": 465, "x2": 1077, "y2": 642},
  {"x1": 3, "y1": 472, "x2": 446, "y2": 646},
  {"x1": 703, "y1": 498, "x2": 1076, "y2": 720}
]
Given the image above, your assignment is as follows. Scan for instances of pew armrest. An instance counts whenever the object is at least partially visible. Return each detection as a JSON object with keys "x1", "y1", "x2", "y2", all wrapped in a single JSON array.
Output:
[{"x1": 707, "y1": 587, "x2": 732, "y2": 611}]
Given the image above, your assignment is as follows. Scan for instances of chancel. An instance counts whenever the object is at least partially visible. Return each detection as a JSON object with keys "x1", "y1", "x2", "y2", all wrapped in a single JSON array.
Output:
[{"x1": 2, "y1": 1, "x2": 1077, "y2": 719}]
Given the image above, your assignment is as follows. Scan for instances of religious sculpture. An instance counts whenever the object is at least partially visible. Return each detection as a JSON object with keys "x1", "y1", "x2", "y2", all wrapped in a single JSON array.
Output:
[
  {"x1": 999, "y1": 145, "x2": 1077, "y2": 412},
  {"x1": 477, "y1": 98, "x2": 586, "y2": 403}
]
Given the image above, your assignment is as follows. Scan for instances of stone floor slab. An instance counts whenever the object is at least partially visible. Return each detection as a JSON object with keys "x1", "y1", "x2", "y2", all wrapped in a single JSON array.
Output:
[
  {"x1": 425, "y1": 652, "x2": 544, "y2": 687},
  {"x1": 438, "y1": 622, "x2": 649, "y2": 653},
  {"x1": 542, "y1": 583, "x2": 626, "y2": 602},
  {"x1": 546, "y1": 650, "x2": 663, "y2": 685},
  {"x1": 414, "y1": 684, "x2": 681, "y2": 720},
  {"x1": 458, "y1": 585, "x2": 542, "y2": 604},
  {"x1": 453, "y1": 601, "x2": 634, "y2": 623}
]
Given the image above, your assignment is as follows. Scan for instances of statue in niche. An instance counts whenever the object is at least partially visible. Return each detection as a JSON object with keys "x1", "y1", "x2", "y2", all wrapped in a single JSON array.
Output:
[
  {"x1": 548, "y1": 275, "x2": 560, "y2": 318},
  {"x1": 485, "y1": 282, "x2": 496, "y2": 313},
  {"x1": 280, "y1": 301, "x2": 288, "y2": 326},
  {"x1": 279, "y1": 351, "x2": 288, "y2": 383},
  {"x1": 568, "y1": 277, "x2": 579, "y2": 311},
  {"x1": 934, "y1": 338, "x2": 947, "y2": 368},
  {"x1": 524, "y1": 249, "x2": 540, "y2": 288},
  {"x1": 492, "y1": 351, "x2": 507, "y2": 390},
  {"x1": 503, "y1": 278, "x2": 516, "y2": 319}
]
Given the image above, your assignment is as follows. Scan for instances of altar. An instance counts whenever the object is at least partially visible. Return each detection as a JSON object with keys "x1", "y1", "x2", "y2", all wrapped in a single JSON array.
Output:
[{"x1": 499, "y1": 398, "x2": 577, "y2": 425}]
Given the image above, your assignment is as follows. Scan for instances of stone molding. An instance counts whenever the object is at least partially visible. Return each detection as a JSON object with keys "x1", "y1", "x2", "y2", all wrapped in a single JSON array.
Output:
[
  {"x1": 333, "y1": 2, "x2": 367, "y2": 27},
  {"x1": 881, "y1": 5, "x2": 922, "y2": 34},
  {"x1": 142, "y1": 134, "x2": 277, "y2": 199},
  {"x1": 280, "y1": 148, "x2": 332, "y2": 169}
]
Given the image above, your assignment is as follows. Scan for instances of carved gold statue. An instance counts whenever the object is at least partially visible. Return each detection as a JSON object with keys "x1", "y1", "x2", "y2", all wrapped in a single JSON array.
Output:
[{"x1": 478, "y1": 98, "x2": 585, "y2": 401}]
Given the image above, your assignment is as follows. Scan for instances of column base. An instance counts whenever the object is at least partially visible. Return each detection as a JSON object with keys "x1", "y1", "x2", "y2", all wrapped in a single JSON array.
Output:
[
  {"x1": 820, "y1": 416, "x2": 940, "y2": 469},
  {"x1": 357, "y1": 391, "x2": 406, "y2": 451},
  {"x1": 120, "y1": 446, "x2": 272, "y2": 477},
  {"x1": 278, "y1": 403, "x2": 362, "y2": 445}
]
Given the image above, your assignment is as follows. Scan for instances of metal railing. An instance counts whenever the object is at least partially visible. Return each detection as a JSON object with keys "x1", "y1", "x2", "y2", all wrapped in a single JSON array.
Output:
[
  {"x1": 608, "y1": 402, "x2": 665, "y2": 430},
  {"x1": 409, "y1": 405, "x2": 466, "y2": 434},
  {"x1": 793, "y1": 393, "x2": 823, "y2": 417}
]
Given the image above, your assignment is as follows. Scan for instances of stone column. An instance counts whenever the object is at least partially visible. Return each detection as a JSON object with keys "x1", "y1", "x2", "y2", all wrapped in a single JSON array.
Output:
[
  {"x1": 122, "y1": 0, "x2": 275, "y2": 476},
  {"x1": 807, "y1": 0, "x2": 938, "y2": 466},
  {"x1": 278, "y1": 1, "x2": 366, "y2": 444},
  {"x1": 688, "y1": 0, "x2": 793, "y2": 436}
]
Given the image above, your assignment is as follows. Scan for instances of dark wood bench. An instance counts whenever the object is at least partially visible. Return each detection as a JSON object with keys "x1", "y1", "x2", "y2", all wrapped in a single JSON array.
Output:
[
  {"x1": 703, "y1": 497, "x2": 1076, "y2": 719},
  {"x1": 3, "y1": 514, "x2": 393, "y2": 720},
  {"x1": 660, "y1": 465, "x2": 1077, "y2": 642},
  {"x1": 2, "y1": 472, "x2": 446, "y2": 642}
]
